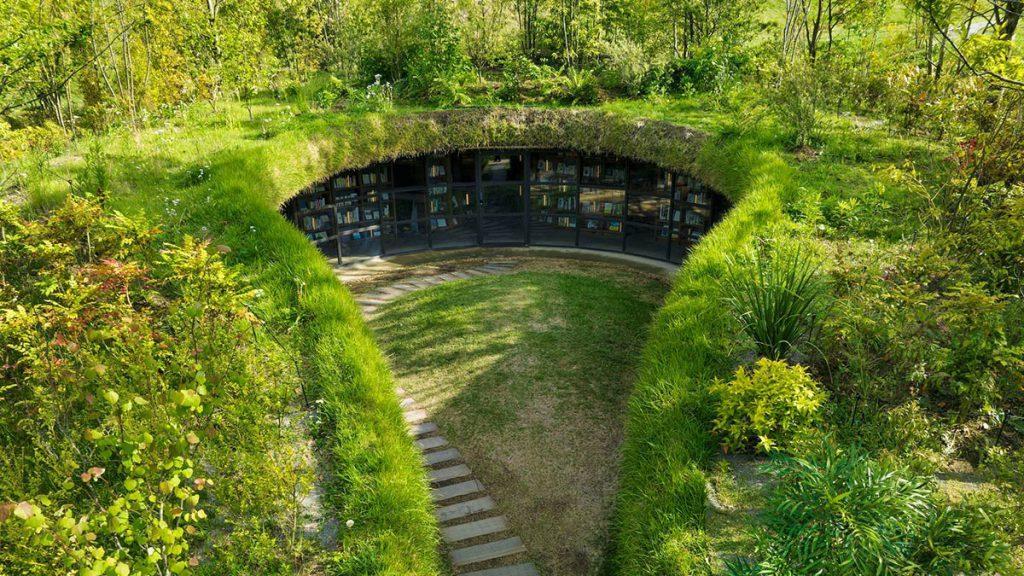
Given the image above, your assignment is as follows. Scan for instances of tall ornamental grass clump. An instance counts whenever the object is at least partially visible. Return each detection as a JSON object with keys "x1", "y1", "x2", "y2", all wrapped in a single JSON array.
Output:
[{"x1": 722, "y1": 241, "x2": 827, "y2": 361}]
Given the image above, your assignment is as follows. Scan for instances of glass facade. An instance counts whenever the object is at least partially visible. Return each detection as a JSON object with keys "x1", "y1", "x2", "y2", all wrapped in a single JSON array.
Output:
[{"x1": 282, "y1": 149, "x2": 729, "y2": 264}]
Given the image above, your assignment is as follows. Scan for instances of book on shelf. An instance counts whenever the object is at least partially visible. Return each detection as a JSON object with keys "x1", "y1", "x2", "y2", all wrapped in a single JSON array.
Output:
[
  {"x1": 608, "y1": 220, "x2": 621, "y2": 232},
  {"x1": 302, "y1": 213, "x2": 332, "y2": 231}
]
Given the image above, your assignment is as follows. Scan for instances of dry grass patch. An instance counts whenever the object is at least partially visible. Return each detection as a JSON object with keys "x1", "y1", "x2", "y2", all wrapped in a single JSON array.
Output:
[{"x1": 369, "y1": 260, "x2": 668, "y2": 575}]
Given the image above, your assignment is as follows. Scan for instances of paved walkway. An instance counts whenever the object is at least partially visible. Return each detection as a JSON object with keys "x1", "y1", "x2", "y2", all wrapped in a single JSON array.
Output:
[{"x1": 342, "y1": 261, "x2": 540, "y2": 576}]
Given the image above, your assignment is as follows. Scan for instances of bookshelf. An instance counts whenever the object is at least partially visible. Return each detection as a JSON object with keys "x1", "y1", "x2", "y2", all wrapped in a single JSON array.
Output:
[{"x1": 281, "y1": 150, "x2": 729, "y2": 263}]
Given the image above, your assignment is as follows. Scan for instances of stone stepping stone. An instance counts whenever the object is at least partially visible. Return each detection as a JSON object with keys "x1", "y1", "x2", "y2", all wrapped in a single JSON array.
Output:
[
  {"x1": 399, "y1": 397, "x2": 416, "y2": 408},
  {"x1": 392, "y1": 283, "x2": 416, "y2": 291},
  {"x1": 409, "y1": 421, "x2": 438, "y2": 436},
  {"x1": 432, "y1": 479, "x2": 484, "y2": 502},
  {"x1": 435, "y1": 496, "x2": 495, "y2": 522},
  {"x1": 450, "y1": 537, "x2": 526, "y2": 567},
  {"x1": 464, "y1": 269, "x2": 488, "y2": 277},
  {"x1": 404, "y1": 409, "x2": 428, "y2": 424},
  {"x1": 441, "y1": 516, "x2": 509, "y2": 543},
  {"x1": 356, "y1": 296, "x2": 389, "y2": 305},
  {"x1": 429, "y1": 464, "x2": 471, "y2": 484},
  {"x1": 452, "y1": 271, "x2": 473, "y2": 279},
  {"x1": 415, "y1": 436, "x2": 448, "y2": 450},
  {"x1": 462, "y1": 564, "x2": 540, "y2": 576},
  {"x1": 423, "y1": 447, "x2": 460, "y2": 466}
]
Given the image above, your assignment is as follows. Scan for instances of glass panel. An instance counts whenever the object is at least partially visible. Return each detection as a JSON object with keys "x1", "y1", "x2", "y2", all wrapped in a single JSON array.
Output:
[
  {"x1": 335, "y1": 190, "x2": 361, "y2": 226},
  {"x1": 387, "y1": 191, "x2": 426, "y2": 222},
  {"x1": 625, "y1": 222, "x2": 670, "y2": 260},
  {"x1": 393, "y1": 157, "x2": 425, "y2": 188},
  {"x1": 582, "y1": 158, "x2": 627, "y2": 186},
  {"x1": 481, "y1": 184, "x2": 524, "y2": 215},
  {"x1": 361, "y1": 190, "x2": 382, "y2": 223},
  {"x1": 360, "y1": 166, "x2": 390, "y2": 187},
  {"x1": 427, "y1": 158, "x2": 447, "y2": 184},
  {"x1": 481, "y1": 216, "x2": 525, "y2": 244},
  {"x1": 622, "y1": 163, "x2": 663, "y2": 192},
  {"x1": 332, "y1": 171, "x2": 359, "y2": 190},
  {"x1": 382, "y1": 219, "x2": 429, "y2": 253},
  {"x1": 579, "y1": 187, "x2": 624, "y2": 218},
  {"x1": 340, "y1": 226, "x2": 382, "y2": 257},
  {"x1": 452, "y1": 152, "x2": 476, "y2": 183},
  {"x1": 428, "y1": 185, "x2": 475, "y2": 217},
  {"x1": 627, "y1": 195, "x2": 672, "y2": 226},
  {"x1": 532, "y1": 152, "x2": 577, "y2": 183},
  {"x1": 431, "y1": 216, "x2": 478, "y2": 249},
  {"x1": 579, "y1": 216, "x2": 623, "y2": 251},
  {"x1": 529, "y1": 214, "x2": 576, "y2": 246},
  {"x1": 530, "y1": 184, "x2": 577, "y2": 215},
  {"x1": 481, "y1": 154, "x2": 524, "y2": 182}
]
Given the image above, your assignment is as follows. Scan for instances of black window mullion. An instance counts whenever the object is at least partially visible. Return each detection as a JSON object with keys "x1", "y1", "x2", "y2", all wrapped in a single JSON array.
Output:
[
  {"x1": 622, "y1": 159, "x2": 630, "y2": 252},
  {"x1": 424, "y1": 159, "x2": 433, "y2": 249},
  {"x1": 666, "y1": 172, "x2": 677, "y2": 261},
  {"x1": 475, "y1": 151, "x2": 483, "y2": 245},
  {"x1": 575, "y1": 155, "x2": 582, "y2": 247},
  {"x1": 524, "y1": 151, "x2": 531, "y2": 246}
]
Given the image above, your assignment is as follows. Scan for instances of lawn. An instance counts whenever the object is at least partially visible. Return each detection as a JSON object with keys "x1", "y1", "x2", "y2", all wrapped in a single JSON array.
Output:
[{"x1": 369, "y1": 258, "x2": 669, "y2": 575}]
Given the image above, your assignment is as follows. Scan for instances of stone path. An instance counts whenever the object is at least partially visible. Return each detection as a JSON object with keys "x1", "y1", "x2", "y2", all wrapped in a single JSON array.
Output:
[{"x1": 343, "y1": 260, "x2": 540, "y2": 576}]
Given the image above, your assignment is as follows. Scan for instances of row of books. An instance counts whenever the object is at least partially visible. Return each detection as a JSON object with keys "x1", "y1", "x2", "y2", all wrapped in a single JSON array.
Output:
[
  {"x1": 534, "y1": 159, "x2": 576, "y2": 181},
  {"x1": 582, "y1": 164, "x2": 627, "y2": 184},
  {"x1": 302, "y1": 213, "x2": 332, "y2": 232},
  {"x1": 581, "y1": 201, "x2": 624, "y2": 216},
  {"x1": 306, "y1": 231, "x2": 329, "y2": 243},
  {"x1": 297, "y1": 196, "x2": 329, "y2": 212},
  {"x1": 337, "y1": 207, "x2": 383, "y2": 225}
]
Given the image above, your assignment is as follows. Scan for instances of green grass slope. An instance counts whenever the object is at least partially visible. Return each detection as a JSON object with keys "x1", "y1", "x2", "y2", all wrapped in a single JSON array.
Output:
[
  {"x1": 24, "y1": 101, "x2": 721, "y2": 575},
  {"x1": 608, "y1": 130, "x2": 801, "y2": 574}
]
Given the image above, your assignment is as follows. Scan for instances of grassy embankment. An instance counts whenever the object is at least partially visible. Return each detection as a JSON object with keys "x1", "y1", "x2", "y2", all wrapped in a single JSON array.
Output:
[{"x1": 22, "y1": 100, "x2": 713, "y2": 574}]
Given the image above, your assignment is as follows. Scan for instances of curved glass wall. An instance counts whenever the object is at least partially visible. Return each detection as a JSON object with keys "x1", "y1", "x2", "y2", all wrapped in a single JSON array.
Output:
[{"x1": 282, "y1": 149, "x2": 729, "y2": 264}]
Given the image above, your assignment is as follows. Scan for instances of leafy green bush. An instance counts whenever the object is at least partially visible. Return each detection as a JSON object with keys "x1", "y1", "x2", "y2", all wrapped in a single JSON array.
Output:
[
  {"x1": 728, "y1": 442, "x2": 1013, "y2": 576},
  {"x1": 0, "y1": 196, "x2": 312, "y2": 574},
  {"x1": 710, "y1": 358, "x2": 826, "y2": 453},
  {"x1": 767, "y1": 59, "x2": 823, "y2": 149},
  {"x1": 554, "y1": 68, "x2": 600, "y2": 105},
  {"x1": 722, "y1": 241, "x2": 827, "y2": 360}
]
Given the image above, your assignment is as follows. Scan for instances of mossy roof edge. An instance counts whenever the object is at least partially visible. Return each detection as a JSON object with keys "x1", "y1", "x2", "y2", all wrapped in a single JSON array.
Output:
[{"x1": 279, "y1": 107, "x2": 710, "y2": 208}]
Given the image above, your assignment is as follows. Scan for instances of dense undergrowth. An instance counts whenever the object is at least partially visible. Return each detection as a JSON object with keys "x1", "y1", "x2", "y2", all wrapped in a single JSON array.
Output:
[
  {"x1": 3, "y1": 91, "x2": 1022, "y2": 575},
  {"x1": 3, "y1": 101, "x2": 721, "y2": 575}
]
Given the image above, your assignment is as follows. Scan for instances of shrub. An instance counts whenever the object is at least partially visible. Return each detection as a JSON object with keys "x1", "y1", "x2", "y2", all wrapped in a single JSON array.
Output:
[
  {"x1": 722, "y1": 240, "x2": 827, "y2": 360},
  {"x1": 728, "y1": 442, "x2": 1014, "y2": 576},
  {"x1": 710, "y1": 358, "x2": 826, "y2": 454},
  {"x1": 555, "y1": 68, "x2": 600, "y2": 105},
  {"x1": 767, "y1": 59, "x2": 823, "y2": 149},
  {"x1": 0, "y1": 196, "x2": 311, "y2": 574}
]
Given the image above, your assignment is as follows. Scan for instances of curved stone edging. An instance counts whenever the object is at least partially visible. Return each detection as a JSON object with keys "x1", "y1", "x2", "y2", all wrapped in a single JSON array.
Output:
[{"x1": 352, "y1": 262, "x2": 540, "y2": 576}]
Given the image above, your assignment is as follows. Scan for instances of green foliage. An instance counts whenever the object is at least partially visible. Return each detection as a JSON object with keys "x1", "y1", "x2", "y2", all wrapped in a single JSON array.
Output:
[
  {"x1": 0, "y1": 196, "x2": 311, "y2": 573},
  {"x1": 711, "y1": 359, "x2": 826, "y2": 454},
  {"x1": 728, "y1": 442, "x2": 1013, "y2": 576},
  {"x1": 722, "y1": 240, "x2": 828, "y2": 361},
  {"x1": 767, "y1": 60, "x2": 823, "y2": 150}
]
